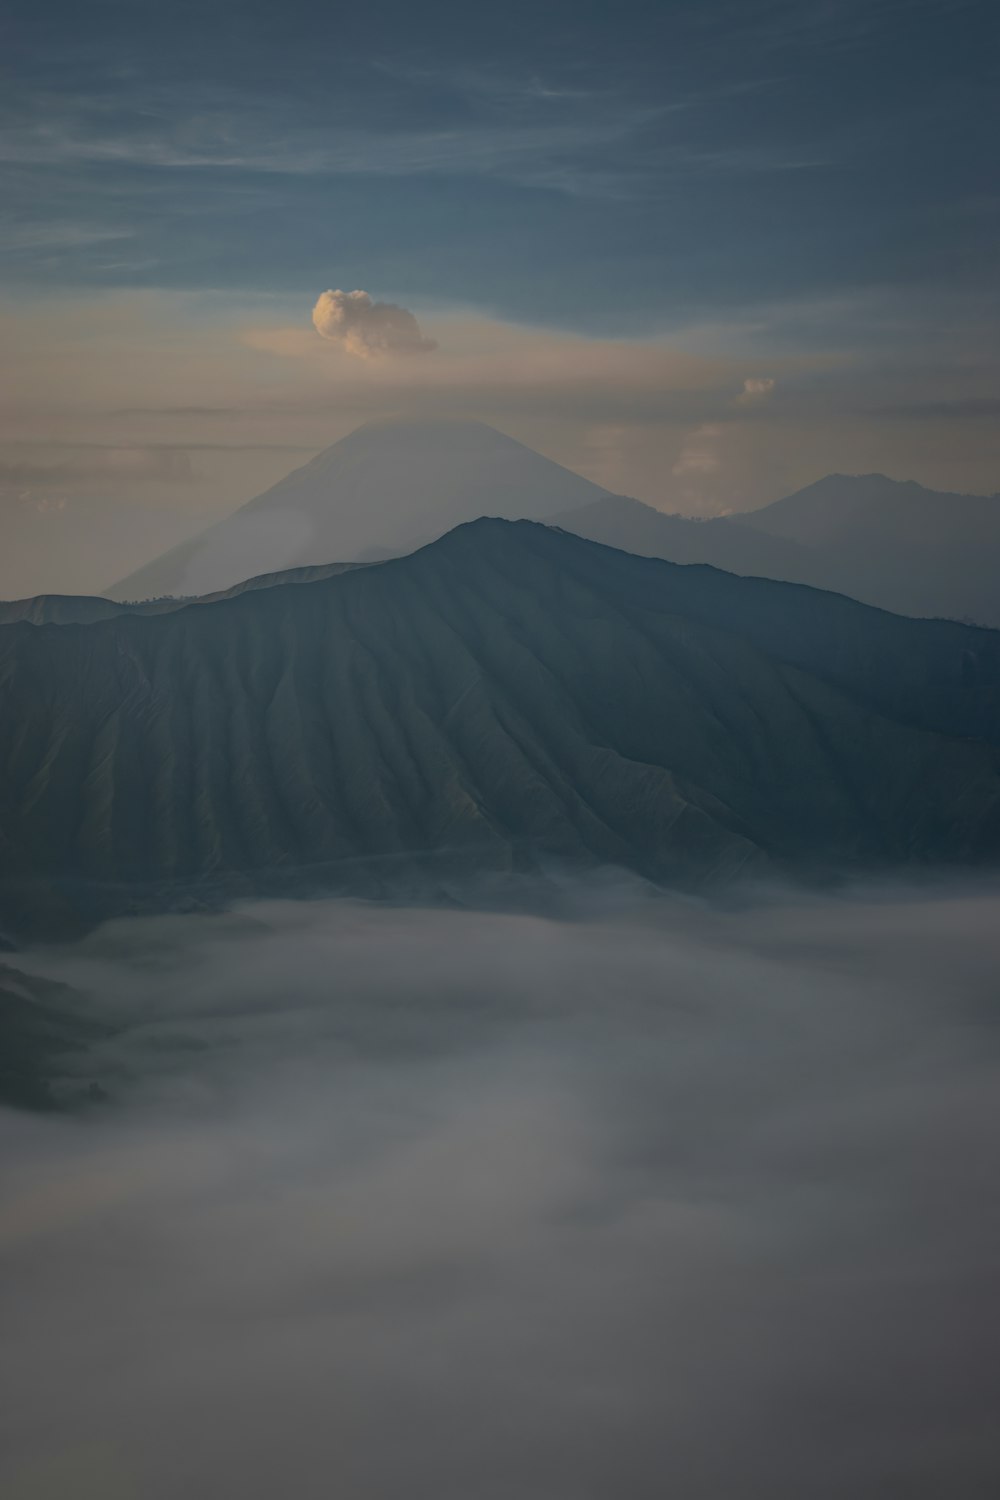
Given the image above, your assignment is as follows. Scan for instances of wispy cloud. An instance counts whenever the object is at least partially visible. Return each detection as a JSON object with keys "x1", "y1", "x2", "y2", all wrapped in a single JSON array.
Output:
[
  {"x1": 0, "y1": 86, "x2": 658, "y2": 190},
  {"x1": 0, "y1": 81, "x2": 834, "y2": 204},
  {"x1": 0, "y1": 447, "x2": 194, "y2": 488},
  {"x1": 0, "y1": 222, "x2": 135, "y2": 253}
]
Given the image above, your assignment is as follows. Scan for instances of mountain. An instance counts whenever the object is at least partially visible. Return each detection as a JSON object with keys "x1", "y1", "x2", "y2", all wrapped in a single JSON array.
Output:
[
  {"x1": 742, "y1": 471, "x2": 998, "y2": 546},
  {"x1": 91, "y1": 423, "x2": 1000, "y2": 627},
  {"x1": 557, "y1": 475, "x2": 1000, "y2": 627},
  {"x1": 743, "y1": 473, "x2": 1000, "y2": 623},
  {"x1": 557, "y1": 494, "x2": 833, "y2": 587},
  {"x1": 0, "y1": 964, "x2": 112, "y2": 1109},
  {"x1": 3, "y1": 520, "x2": 1000, "y2": 941},
  {"x1": 0, "y1": 560, "x2": 359, "y2": 627},
  {"x1": 108, "y1": 418, "x2": 611, "y2": 601}
]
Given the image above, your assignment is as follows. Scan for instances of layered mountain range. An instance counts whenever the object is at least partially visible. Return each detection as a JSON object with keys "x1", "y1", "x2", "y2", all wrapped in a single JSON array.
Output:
[
  {"x1": 94, "y1": 419, "x2": 1000, "y2": 629},
  {"x1": 562, "y1": 474, "x2": 1000, "y2": 628},
  {"x1": 3, "y1": 519, "x2": 1000, "y2": 943}
]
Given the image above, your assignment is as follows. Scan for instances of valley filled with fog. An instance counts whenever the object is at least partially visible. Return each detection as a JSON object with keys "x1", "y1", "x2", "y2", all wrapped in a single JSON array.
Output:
[{"x1": 3, "y1": 878, "x2": 999, "y2": 1499}]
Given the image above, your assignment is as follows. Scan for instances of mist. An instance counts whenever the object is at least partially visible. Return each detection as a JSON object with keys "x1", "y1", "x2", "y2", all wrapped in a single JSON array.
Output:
[{"x1": 2, "y1": 880, "x2": 1000, "y2": 1499}]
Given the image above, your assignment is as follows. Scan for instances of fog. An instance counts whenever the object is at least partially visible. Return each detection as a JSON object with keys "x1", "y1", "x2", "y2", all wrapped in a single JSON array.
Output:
[{"x1": 2, "y1": 880, "x2": 1000, "y2": 1498}]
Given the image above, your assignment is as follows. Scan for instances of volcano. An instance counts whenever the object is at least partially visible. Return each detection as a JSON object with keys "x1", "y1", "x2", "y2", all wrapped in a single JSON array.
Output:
[{"x1": 109, "y1": 418, "x2": 611, "y2": 600}]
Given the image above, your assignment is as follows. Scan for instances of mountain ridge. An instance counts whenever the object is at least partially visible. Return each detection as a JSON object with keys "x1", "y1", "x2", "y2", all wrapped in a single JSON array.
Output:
[
  {"x1": 557, "y1": 474, "x2": 1000, "y2": 626},
  {"x1": 741, "y1": 471, "x2": 999, "y2": 542},
  {"x1": 25, "y1": 416, "x2": 997, "y2": 629},
  {"x1": 0, "y1": 559, "x2": 361, "y2": 626},
  {"x1": 3, "y1": 519, "x2": 1000, "y2": 942}
]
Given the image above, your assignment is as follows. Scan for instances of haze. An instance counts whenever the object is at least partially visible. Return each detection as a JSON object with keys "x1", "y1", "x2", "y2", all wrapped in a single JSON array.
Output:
[{"x1": 2, "y1": 0, "x2": 998, "y2": 597}]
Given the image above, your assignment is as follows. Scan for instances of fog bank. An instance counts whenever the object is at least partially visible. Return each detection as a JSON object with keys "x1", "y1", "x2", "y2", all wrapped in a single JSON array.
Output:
[{"x1": 2, "y1": 882, "x2": 1000, "y2": 1498}]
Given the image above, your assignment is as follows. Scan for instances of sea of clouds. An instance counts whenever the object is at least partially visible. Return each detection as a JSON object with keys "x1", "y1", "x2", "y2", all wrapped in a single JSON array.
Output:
[{"x1": 2, "y1": 878, "x2": 999, "y2": 1499}]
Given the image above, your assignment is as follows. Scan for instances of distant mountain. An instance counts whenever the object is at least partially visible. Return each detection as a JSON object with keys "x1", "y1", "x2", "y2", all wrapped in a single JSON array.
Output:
[
  {"x1": 108, "y1": 418, "x2": 610, "y2": 601},
  {"x1": 557, "y1": 475, "x2": 1000, "y2": 627},
  {"x1": 556, "y1": 494, "x2": 833, "y2": 587},
  {"x1": 742, "y1": 472, "x2": 996, "y2": 545},
  {"x1": 3, "y1": 520, "x2": 1000, "y2": 941},
  {"x1": 0, "y1": 560, "x2": 359, "y2": 627},
  {"x1": 82, "y1": 425, "x2": 1000, "y2": 628},
  {"x1": 743, "y1": 473, "x2": 1000, "y2": 623}
]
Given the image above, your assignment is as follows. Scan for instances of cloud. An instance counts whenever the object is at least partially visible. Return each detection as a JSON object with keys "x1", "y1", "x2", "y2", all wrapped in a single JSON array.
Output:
[
  {"x1": 247, "y1": 312, "x2": 738, "y2": 407},
  {"x1": 0, "y1": 448, "x2": 194, "y2": 489},
  {"x1": 3, "y1": 880, "x2": 1000, "y2": 1497},
  {"x1": 311, "y1": 289, "x2": 436, "y2": 359},
  {"x1": 737, "y1": 375, "x2": 776, "y2": 405},
  {"x1": 862, "y1": 396, "x2": 1000, "y2": 421},
  {"x1": 672, "y1": 421, "x2": 722, "y2": 475}
]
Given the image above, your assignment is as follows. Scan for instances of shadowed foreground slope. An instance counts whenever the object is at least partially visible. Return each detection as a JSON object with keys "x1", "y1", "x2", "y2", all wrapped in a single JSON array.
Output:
[
  {"x1": 2, "y1": 520, "x2": 1000, "y2": 937},
  {"x1": 0, "y1": 964, "x2": 112, "y2": 1108}
]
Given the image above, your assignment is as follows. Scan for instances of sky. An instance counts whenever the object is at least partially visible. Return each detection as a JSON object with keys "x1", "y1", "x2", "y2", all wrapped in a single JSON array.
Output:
[{"x1": 2, "y1": 0, "x2": 998, "y2": 594}]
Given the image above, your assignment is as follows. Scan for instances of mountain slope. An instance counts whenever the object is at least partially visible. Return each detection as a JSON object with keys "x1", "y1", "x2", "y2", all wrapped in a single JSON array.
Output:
[
  {"x1": 0, "y1": 964, "x2": 112, "y2": 1108},
  {"x1": 557, "y1": 494, "x2": 833, "y2": 587},
  {"x1": 743, "y1": 473, "x2": 1000, "y2": 623},
  {"x1": 0, "y1": 560, "x2": 359, "y2": 627},
  {"x1": 742, "y1": 472, "x2": 998, "y2": 545},
  {"x1": 109, "y1": 419, "x2": 610, "y2": 601},
  {"x1": 557, "y1": 476, "x2": 1000, "y2": 626},
  {"x1": 3, "y1": 521, "x2": 1000, "y2": 939}
]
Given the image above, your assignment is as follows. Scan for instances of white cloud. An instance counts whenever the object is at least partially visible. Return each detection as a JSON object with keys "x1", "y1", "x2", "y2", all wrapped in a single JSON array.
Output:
[
  {"x1": 311, "y1": 289, "x2": 436, "y2": 360},
  {"x1": 737, "y1": 375, "x2": 776, "y2": 405}
]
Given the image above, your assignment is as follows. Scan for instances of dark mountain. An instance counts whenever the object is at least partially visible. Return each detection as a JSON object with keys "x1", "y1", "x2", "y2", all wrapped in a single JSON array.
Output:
[
  {"x1": 558, "y1": 475, "x2": 1000, "y2": 627},
  {"x1": 0, "y1": 964, "x2": 112, "y2": 1109},
  {"x1": 108, "y1": 419, "x2": 610, "y2": 601},
  {"x1": 0, "y1": 560, "x2": 359, "y2": 627},
  {"x1": 3, "y1": 520, "x2": 1000, "y2": 941}
]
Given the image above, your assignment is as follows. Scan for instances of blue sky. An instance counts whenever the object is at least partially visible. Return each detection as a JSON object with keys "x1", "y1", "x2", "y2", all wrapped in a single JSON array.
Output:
[
  {"x1": 1, "y1": 0, "x2": 998, "y2": 594},
  {"x1": 3, "y1": 0, "x2": 996, "y2": 329}
]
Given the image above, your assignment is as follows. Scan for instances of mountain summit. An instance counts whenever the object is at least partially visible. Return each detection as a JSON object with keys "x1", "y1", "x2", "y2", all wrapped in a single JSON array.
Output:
[
  {"x1": 109, "y1": 418, "x2": 610, "y2": 600},
  {"x1": 6, "y1": 519, "x2": 1000, "y2": 939}
]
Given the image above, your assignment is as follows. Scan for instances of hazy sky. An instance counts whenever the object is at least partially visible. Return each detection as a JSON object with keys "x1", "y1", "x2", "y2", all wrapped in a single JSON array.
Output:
[{"x1": 2, "y1": 0, "x2": 998, "y2": 594}]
